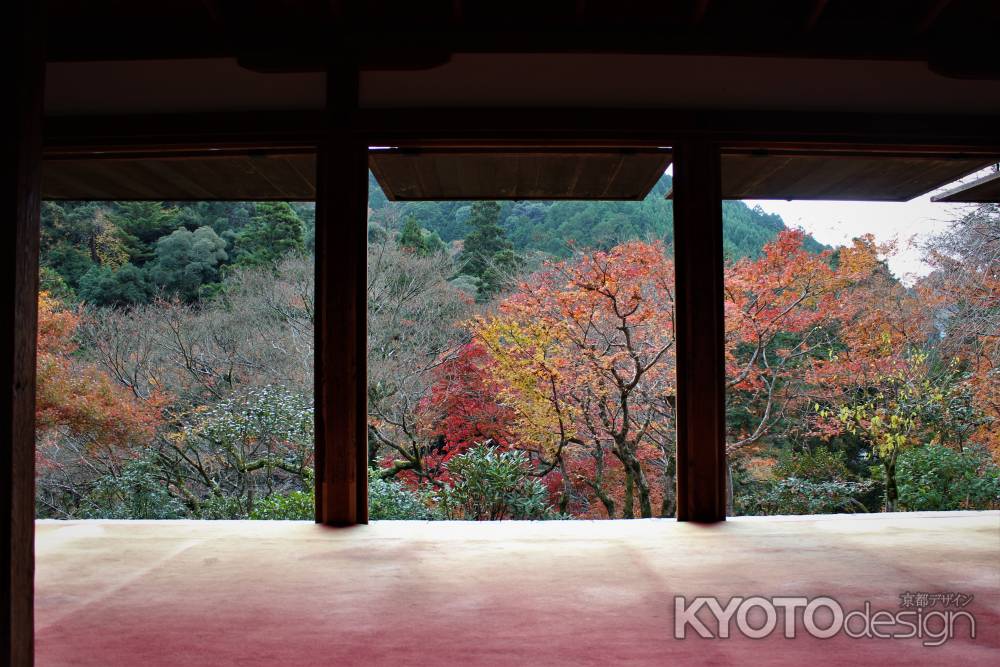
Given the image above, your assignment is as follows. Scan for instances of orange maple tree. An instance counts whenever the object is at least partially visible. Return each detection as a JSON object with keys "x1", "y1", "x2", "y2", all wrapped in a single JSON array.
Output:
[
  {"x1": 724, "y1": 231, "x2": 903, "y2": 452},
  {"x1": 467, "y1": 241, "x2": 677, "y2": 518},
  {"x1": 35, "y1": 292, "x2": 164, "y2": 472}
]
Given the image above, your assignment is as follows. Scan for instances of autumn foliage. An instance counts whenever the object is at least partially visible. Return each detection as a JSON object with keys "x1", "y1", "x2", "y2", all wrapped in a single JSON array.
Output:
[
  {"x1": 918, "y1": 205, "x2": 1000, "y2": 454},
  {"x1": 34, "y1": 199, "x2": 1000, "y2": 519},
  {"x1": 35, "y1": 292, "x2": 163, "y2": 469},
  {"x1": 413, "y1": 227, "x2": 994, "y2": 517}
]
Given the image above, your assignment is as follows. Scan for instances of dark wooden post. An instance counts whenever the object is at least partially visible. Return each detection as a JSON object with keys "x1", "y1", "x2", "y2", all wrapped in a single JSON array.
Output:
[
  {"x1": 672, "y1": 139, "x2": 727, "y2": 522},
  {"x1": 2, "y1": 1, "x2": 43, "y2": 663},
  {"x1": 314, "y1": 56, "x2": 369, "y2": 525}
]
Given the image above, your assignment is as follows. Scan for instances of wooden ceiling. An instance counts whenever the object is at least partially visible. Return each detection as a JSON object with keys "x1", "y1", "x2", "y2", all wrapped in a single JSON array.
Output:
[
  {"x1": 42, "y1": 151, "x2": 316, "y2": 201},
  {"x1": 716, "y1": 151, "x2": 997, "y2": 201},
  {"x1": 932, "y1": 169, "x2": 1000, "y2": 202},
  {"x1": 42, "y1": 148, "x2": 672, "y2": 202},
  {"x1": 42, "y1": 148, "x2": 999, "y2": 203},
  {"x1": 369, "y1": 149, "x2": 672, "y2": 201}
]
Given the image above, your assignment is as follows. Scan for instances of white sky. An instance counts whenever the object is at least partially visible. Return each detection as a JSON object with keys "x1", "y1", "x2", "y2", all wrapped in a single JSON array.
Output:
[
  {"x1": 662, "y1": 163, "x2": 992, "y2": 284},
  {"x1": 744, "y1": 168, "x2": 993, "y2": 284},
  {"x1": 745, "y1": 197, "x2": 973, "y2": 284}
]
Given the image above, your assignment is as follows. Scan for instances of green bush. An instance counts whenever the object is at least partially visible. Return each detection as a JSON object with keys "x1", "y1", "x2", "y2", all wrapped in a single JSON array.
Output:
[
  {"x1": 78, "y1": 263, "x2": 152, "y2": 306},
  {"x1": 733, "y1": 447, "x2": 878, "y2": 516},
  {"x1": 78, "y1": 458, "x2": 187, "y2": 519},
  {"x1": 198, "y1": 494, "x2": 250, "y2": 520},
  {"x1": 249, "y1": 490, "x2": 314, "y2": 520},
  {"x1": 741, "y1": 477, "x2": 875, "y2": 515},
  {"x1": 774, "y1": 446, "x2": 854, "y2": 482},
  {"x1": 161, "y1": 467, "x2": 436, "y2": 521},
  {"x1": 435, "y1": 443, "x2": 559, "y2": 520},
  {"x1": 202, "y1": 472, "x2": 436, "y2": 520},
  {"x1": 368, "y1": 471, "x2": 437, "y2": 520},
  {"x1": 896, "y1": 444, "x2": 1000, "y2": 511}
]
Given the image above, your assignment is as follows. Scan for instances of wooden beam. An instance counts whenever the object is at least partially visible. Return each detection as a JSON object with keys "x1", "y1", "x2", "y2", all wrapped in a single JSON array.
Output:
[
  {"x1": 43, "y1": 108, "x2": 1000, "y2": 155},
  {"x1": 354, "y1": 108, "x2": 1000, "y2": 152},
  {"x1": 3, "y1": 1, "x2": 43, "y2": 664},
  {"x1": 41, "y1": 1, "x2": 1000, "y2": 66},
  {"x1": 43, "y1": 111, "x2": 324, "y2": 153},
  {"x1": 314, "y1": 57, "x2": 369, "y2": 525},
  {"x1": 672, "y1": 139, "x2": 727, "y2": 522}
]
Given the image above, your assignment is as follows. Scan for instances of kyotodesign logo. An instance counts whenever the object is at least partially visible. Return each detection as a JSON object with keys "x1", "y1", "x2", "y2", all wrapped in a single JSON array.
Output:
[{"x1": 674, "y1": 593, "x2": 976, "y2": 647}]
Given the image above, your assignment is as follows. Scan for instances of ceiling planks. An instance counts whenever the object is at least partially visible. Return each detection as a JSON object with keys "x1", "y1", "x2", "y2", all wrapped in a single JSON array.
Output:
[
  {"x1": 40, "y1": 147, "x2": 998, "y2": 204},
  {"x1": 718, "y1": 151, "x2": 996, "y2": 201},
  {"x1": 41, "y1": 152, "x2": 317, "y2": 201},
  {"x1": 43, "y1": 148, "x2": 673, "y2": 202},
  {"x1": 369, "y1": 149, "x2": 672, "y2": 200}
]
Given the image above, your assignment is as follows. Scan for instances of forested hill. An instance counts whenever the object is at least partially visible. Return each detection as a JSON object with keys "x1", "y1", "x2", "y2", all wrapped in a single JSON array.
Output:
[{"x1": 369, "y1": 172, "x2": 824, "y2": 259}]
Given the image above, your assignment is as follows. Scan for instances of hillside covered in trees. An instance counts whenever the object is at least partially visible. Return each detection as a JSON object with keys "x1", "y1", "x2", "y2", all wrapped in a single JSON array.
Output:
[
  {"x1": 34, "y1": 173, "x2": 999, "y2": 521},
  {"x1": 370, "y1": 172, "x2": 822, "y2": 261},
  {"x1": 41, "y1": 173, "x2": 814, "y2": 308}
]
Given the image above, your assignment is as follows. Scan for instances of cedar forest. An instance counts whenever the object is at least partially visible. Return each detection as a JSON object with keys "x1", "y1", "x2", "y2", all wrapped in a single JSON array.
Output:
[{"x1": 35, "y1": 172, "x2": 1000, "y2": 520}]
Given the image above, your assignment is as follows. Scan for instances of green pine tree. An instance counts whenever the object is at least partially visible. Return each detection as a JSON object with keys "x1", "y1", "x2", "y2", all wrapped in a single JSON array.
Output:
[
  {"x1": 233, "y1": 202, "x2": 305, "y2": 268},
  {"x1": 477, "y1": 247, "x2": 523, "y2": 302},
  {"x1": 399, "y1": 217, "x2": 427, "y2": 253},
  {"x1": 459, "y1": 201, "x2": 522, "y2": 302},
  {"x1": 460, "y1": 202, "x2": 507, "y2": 276},
  {"x1": 399, "y1": 216, "x2": 446, "y2": 256}
]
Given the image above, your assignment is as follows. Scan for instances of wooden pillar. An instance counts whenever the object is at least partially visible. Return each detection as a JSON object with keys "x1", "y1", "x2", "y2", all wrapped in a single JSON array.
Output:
[
  {"x1": 672, "y1": 139, "x2": 727, "y2": 522},
  {"x1": 2, "y1": 0, "x2": 43, "y2": 663},
  {"x1": 314, "y1": 56, "x2": 369, "y2": 525}
]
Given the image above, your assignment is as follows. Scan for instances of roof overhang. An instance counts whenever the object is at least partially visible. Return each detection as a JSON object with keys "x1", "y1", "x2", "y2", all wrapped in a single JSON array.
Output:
[
  {"x1": 720, "y1": 150, "x2": 996, "y2": 201},
  {"x1": 664, "y1": 151, "x2": 996, "y2": 201},
  {"x1": 42, "y1": 150, "x2": 316, "y2": 201},
  {"x1": 42, "y1": 147, "x2": 674, "y2": 202},
  {"x1": 41, "y1": 146, "x2": 1000, "y2": 204},
  {"x1": 368, "y1": 148, "x2": 672, "y2": 201},
  {"x1": 931, "y1": 169, "x2": 1000, "y2": 202}
]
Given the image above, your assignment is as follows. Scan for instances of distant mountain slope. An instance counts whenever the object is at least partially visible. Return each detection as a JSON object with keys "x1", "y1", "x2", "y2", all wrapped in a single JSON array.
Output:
[{"x1": 368, "y1": 172, "x2": 824, "y2": 260}]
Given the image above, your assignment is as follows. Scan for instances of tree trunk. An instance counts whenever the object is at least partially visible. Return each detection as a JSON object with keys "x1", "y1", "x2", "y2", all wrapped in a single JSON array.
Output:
[
  {"x1": 558, "y1": 456, "x2": 572, "y2": 515},
  {"x1": 884, "y1": 456, "x2": 898, "y2": 513},
  {"x1": 588, "y1": 445, "x2": 616, "y2": 518},
  {"x1": 616, "y1": 445, "x2": 653, "y2": 519},
  {"x1": 726, "y1": 462, "x2": 735, "y2": 516},
  {"x1": 623, "y1": 469, "x2": 635, "y2": 519},
  {"x1": 593, "y1": 485, "x2": 616, "y2": 519},
  {"x1": 660, "y1": 456, "x2": 676, "y2": 518},
  {"x1": 631, "y1": 458, "x2": 653, "y2": 519}
]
